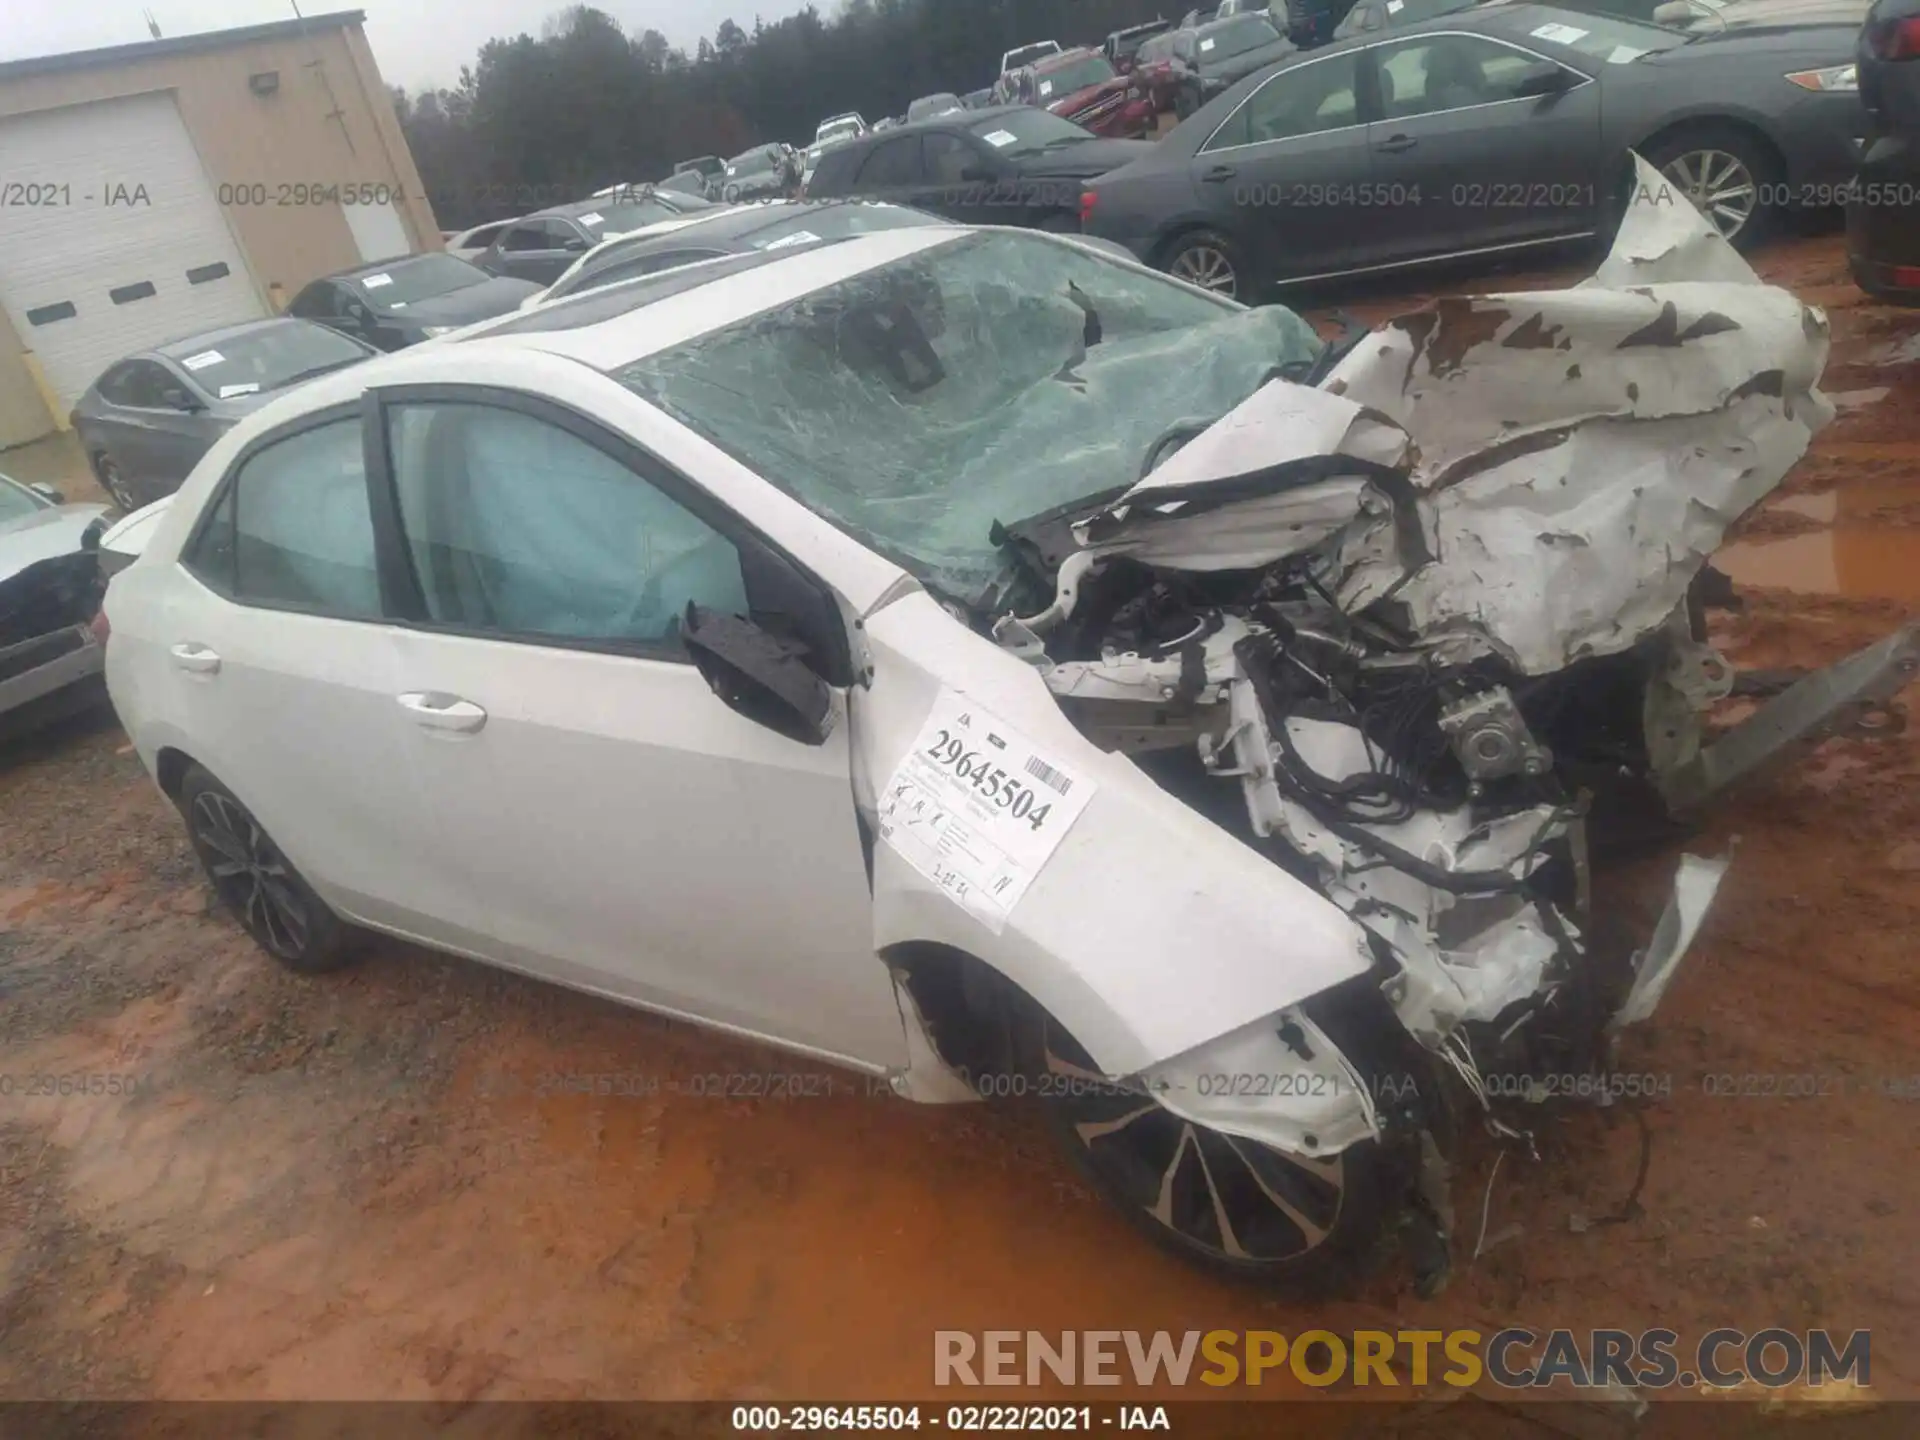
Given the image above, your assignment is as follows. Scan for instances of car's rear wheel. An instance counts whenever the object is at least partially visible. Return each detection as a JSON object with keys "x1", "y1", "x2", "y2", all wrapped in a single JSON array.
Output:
[
  {"x1": 93, "y1": 453, "x2": 139, "y2": 511},
  {"x1": 178, "y1": 764, "x2": 358, "y2": 974},
  {"x1": 1026, "y1": 1008, "x2": 1399, "y2": 1294},
  {"x1": 1642, "y1": 125, "x2": 1780, "y2": 249},
  {"x1": 1162, "y1": 228, "x2": 1246, "y2": 299}
]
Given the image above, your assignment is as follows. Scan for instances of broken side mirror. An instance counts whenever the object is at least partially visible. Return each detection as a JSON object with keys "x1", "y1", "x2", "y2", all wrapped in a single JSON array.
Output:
[{"x1": 682, "y1": 603, "x2": 836, "y2": 746}]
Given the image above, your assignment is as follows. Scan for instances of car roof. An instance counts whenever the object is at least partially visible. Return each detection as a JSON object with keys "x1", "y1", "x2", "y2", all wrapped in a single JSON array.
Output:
[
  {"x1": 139, "y1": 316, "x2": 311, "y2": 361},
  {"x1": 323, "y1": 253, "x2": 470, "y2": 284}
]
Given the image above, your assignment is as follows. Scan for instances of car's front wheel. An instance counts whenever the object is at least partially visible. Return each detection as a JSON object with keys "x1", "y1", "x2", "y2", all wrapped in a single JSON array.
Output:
[
  {"x1": 1162, "y1": 227, "x2": 1247, "y2": 299},
  {"x1": 1027, "y1": 1010, "x2": 1400, "y2": 1294},
  {"x1": 1641, "y1": 125, "x2": 1781, "y2": 249},
  {"x1": 178, "y1": 764, "x2": 359, "y2": 974}
]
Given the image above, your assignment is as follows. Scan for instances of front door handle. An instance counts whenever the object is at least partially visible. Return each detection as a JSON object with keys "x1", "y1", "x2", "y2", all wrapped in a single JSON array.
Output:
[
  {"x1": 1201, "y1": 164, "x2": 1237, "y2": 182},
  {"x1": 397, "y1": 691, "x2": 488, "y2": 734},
  {"x1": 169, "y1": 643, "x2": 221, "y2": 675},
  {"x1": 1375, "y1": 133, "x2": 1417, "y2": 154}
]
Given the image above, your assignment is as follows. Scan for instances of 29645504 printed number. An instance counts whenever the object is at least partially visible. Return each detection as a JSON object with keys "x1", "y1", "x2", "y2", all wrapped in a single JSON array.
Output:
[{"x1": 920, "y1": 728, "x2": 1059, "y2": 832}]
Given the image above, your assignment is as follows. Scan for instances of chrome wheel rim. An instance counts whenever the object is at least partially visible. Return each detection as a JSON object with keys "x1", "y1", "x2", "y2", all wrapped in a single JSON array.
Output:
[
  {"x1": 191, "y1": 791, "x2": 310, "y2": 959},
  {"x1": 1043, "y1": 1024, "x2": 1345, "y2": 1263},
  {"x1": 1661, "y1": 148, "x2": 1757, "y2": 239},
  {"x1": 1169, "y1": 243, "x2": 1237, "y2": 297},
  {"x1": 99, "y1": 459, "x2": 137, "y2": 511}
]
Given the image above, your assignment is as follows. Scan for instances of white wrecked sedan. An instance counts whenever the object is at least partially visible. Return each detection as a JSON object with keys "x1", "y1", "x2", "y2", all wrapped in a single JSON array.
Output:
[{"x1": 101, "y1": 180, "x2": 1917, "y2": 1295}]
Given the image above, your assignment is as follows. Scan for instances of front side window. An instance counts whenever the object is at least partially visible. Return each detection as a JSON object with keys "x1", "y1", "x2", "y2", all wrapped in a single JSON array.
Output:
[
  {"x1": 1207, "y1": 50, "x2": 1361, "y2": 148},
  {"x1": 386, "y1": 403, "x2": 746, "y2": 647},
  {"x1": 186, "y1": 418, "x2": 381, "y2": 618},
  {"x1": 615, "y1": 232, "x2": 1319, "y2": 603}
]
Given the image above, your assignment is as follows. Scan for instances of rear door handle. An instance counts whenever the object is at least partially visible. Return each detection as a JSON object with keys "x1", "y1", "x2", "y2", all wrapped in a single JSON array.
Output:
[
  {"x1": 1202, "y1": 164, "x2": 1238, "y2": 182},
  {"x1": 397, "y1": 691, "x2": 488, "y2": 734},
  {"x1": 1375, "y1": 134, "x2": 1417, "y2": 154},
  {"x1": 169, "y1": 643, "x2": 221, "y2": 675}
]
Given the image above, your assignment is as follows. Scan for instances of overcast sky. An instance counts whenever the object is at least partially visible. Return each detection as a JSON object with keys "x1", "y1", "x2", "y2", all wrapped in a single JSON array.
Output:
[{"x1": 4, "y1": 0, "x2": 813, "y2": 93}]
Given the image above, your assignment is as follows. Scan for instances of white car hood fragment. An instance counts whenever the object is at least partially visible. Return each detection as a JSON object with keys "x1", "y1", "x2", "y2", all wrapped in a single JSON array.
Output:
[{"x1": 1080, "y1": 155, "x2": 1833, "y2": 674}]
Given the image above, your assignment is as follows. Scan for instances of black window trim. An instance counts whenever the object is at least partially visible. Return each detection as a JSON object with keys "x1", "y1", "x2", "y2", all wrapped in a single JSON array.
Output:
[
  {"x1": 178, "y1": 400, "x2": 377, "y2": 623},
  {"x1": 358, "y1": 382, "x2": 855, "y2": 684}
]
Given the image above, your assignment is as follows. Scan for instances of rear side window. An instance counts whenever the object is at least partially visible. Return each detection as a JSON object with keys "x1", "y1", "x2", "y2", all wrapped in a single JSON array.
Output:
[{"x1": 184, "y1": 418, "x2": 382, "y2": 619}]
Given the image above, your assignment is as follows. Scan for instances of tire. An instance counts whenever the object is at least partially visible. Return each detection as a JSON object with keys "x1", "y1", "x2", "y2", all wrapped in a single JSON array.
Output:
[
  {"x1": 177, "y1": 764, "x2": 359, "y2": 974},
  {"x1": 93, "y1": 452, "x2": 140, "y2": 512},
  {"x1": 1639, "y1": 124, "x2": 1781, "y2": 250},
  {"x1": 1161, "y1": 227, "x2": 1247, "y2": 299},
  {"x1": 1022, "y1": 997, "x2": 1413, "y2": 1296}
]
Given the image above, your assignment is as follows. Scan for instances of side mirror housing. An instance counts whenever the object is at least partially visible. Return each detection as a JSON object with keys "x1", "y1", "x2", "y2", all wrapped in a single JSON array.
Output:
[
  {"x1": 562, "y1": 233, "x2": 590, "y2": 252},
  {"x1": 1513, "y1": 60, "x2": 1575, "y2": 98},
  {"x1": 161, "y1": 386, "x2": 204, "y2": 413},
  {"x1": 29, "y1": 481, "x2": 66, "y2": 504},
  {"x1": 682, "y1": 605, "x2": 836, "y2": 746}
]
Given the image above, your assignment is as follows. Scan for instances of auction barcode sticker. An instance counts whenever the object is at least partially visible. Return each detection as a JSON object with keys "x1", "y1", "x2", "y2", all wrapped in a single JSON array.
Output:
[{"x1": 876, "y1": 689, "x2": 1097, "y2": 934}]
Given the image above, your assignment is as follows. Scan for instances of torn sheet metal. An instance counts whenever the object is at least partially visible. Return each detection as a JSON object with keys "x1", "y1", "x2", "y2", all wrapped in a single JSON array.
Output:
[{"x1": 1059, "y1": 156, "x2": 1833, "y2": 674}]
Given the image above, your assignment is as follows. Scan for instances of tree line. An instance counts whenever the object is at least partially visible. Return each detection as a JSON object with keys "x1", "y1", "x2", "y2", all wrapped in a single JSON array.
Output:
[{"x1": 394, "y1": 0, "x2": 1177, "y2": 230}]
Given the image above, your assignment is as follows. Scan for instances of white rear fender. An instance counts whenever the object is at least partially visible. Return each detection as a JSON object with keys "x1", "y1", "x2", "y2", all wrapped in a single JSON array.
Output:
[{"x1": 851, "y1": 589, "x2": 1376, "y2": 1080}]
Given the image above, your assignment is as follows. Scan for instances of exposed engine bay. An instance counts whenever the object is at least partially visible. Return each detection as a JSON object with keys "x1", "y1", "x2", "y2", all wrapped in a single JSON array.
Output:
[{"x1": 960, "y1": 162, "x2": 1920, "y2": 1277}]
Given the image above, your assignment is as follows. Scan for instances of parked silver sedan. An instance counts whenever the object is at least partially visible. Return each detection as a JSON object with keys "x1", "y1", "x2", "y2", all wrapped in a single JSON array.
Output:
[{"x1": 70, "y1": 318, "x2": 376, "y2": 511}]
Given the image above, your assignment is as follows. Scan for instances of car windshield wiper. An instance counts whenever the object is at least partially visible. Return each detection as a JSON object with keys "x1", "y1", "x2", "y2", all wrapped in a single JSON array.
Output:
[{"x1": 268, "y1": 360, "x2": 360, "y2": 390}]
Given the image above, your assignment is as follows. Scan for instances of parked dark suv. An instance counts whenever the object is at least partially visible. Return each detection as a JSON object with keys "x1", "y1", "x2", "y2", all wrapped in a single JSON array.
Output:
[
  {"x1": 803, "y1": 106, "x2": 1150, "y2": 230},
  {"x1": 1849, "y1": 0, "x2": 1920, "y2": 300}
]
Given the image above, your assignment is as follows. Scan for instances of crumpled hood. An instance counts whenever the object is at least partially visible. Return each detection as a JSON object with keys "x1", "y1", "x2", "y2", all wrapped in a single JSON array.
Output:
[{"x1": 1076, "y1": 155, "x2": 1833, "y2": 674}]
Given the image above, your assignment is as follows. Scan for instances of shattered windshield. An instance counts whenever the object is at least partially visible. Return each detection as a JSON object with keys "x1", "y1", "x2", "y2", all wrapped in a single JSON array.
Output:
[{"x1": 614, "y1": 231, "x2": 1321, "y2": 603}]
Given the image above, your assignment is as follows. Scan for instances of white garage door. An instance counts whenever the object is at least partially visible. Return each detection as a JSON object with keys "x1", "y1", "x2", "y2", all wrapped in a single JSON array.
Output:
[{"x1": 0, "y1": 91, "x2": 264, "y2": 410}]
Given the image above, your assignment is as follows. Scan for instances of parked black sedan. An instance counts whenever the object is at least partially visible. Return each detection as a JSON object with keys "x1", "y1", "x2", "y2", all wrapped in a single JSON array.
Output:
[
  {"x1": 1084, "y1": 1, "x2": 1866, "y2": 298},
  {"x1": 1849, "y1": 0, "x2": 1920, "y2": 300},
  {"x1": 804, "y1": 106, "x2": 1151, "y2": 230},
  {"x1": 287, "y1": 254, "x2": 541, "y2": 351},
  {"x1": 1169, "y1": 11, "x2": 1298, "y2": 117},
  {"x1": 71, "y1": 318, "x2": 375, "y2": 509}
]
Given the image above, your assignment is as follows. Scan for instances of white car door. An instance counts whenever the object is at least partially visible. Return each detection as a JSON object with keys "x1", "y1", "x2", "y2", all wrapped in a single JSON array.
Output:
[
  {"x1": 361, "y1": 386, "x2": 909, "y2": 1070},
  {"x1": 133, "y1": 408, "x2": 422, "y2": 921}
]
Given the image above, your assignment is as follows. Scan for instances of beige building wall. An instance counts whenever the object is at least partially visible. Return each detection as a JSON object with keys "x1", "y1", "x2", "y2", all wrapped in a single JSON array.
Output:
[{"x1": 0, "y1": 15, "x2": 441, "y2": 449}]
